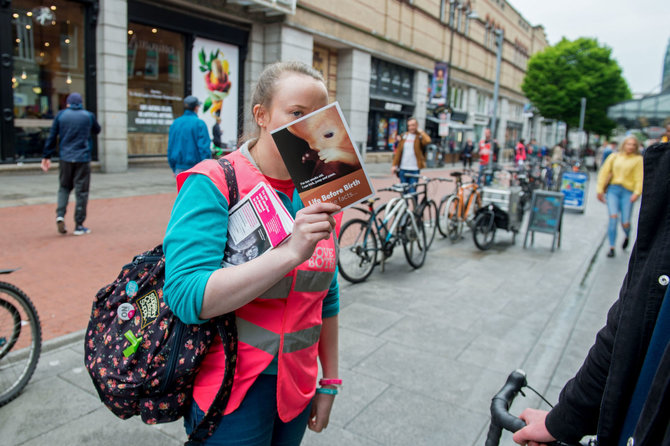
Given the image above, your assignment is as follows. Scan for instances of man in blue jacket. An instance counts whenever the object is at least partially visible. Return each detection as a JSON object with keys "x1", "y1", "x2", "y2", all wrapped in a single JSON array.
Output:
[
  {"x1": 167, "y1": 95, "x2": 211, "y2": 175},
  {"x1": 41, "y1": 92, "x2": 101, "y2": 236}
]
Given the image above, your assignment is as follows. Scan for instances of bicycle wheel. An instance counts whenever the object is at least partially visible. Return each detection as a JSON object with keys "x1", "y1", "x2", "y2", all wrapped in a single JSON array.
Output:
[
  {"x1": 337, "y1": 218, "x2": 378, "y2": 283},
  {"x1": 472, "y1": 211, "x2": 496, "y2": 251},
  {"x1": 440, "y1": 196, "x2": 461, "y2": 241},
  {"x1": 401, "y1": 212, "x2": 427, "y2": 268},
  {"x1": 420, "y1": 200, "x2": 438, "y2": 249},
  {"x1": 0, "y1": 282, "x2": 41, "y2": 407},
  {"x1": 437, "y1": 195, "x2": 452, "y2": 238}
]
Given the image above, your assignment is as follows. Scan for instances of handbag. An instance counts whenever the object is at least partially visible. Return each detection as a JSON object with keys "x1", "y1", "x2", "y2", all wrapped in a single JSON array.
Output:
[{"x1": 85, "y1": 158, "x2": 239, "y2": 444}]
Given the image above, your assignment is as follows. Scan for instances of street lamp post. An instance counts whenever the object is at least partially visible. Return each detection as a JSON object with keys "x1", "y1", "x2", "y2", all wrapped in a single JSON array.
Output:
[{"x1": 490, "y1": 28, "x2": 503, "y2": 141}]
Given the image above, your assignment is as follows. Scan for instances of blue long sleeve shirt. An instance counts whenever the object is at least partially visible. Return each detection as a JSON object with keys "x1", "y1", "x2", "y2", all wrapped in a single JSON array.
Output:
[
  {"x1": 167, "y1": 110, "x2": 211, "y2": 173},
  {"x1": 43, "y1": 105, "x2": 101, "y2": 162},
  {"x1": 163, "y1": 173, "x2": 340, "y2": 325}
]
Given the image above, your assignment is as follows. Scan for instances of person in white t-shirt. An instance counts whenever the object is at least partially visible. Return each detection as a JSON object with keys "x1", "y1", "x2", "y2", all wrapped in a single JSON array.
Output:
[{"x1": 391, "y1": 117, "x2": 431, "y2": 191}]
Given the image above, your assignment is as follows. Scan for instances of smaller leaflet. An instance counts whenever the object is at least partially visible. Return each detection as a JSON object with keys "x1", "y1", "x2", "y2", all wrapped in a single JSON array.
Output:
[
  {"x1": 223, "y1": 182, "x2": 294, "y2": 267},
  {"x1": 271, "y1": 102, "x2": 375, "y2": 210}
]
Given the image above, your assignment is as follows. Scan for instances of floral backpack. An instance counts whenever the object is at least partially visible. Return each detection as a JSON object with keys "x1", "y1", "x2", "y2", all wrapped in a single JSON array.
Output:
[{"x1": 85, "y1": 158, "x2": 239, "y2": 444}]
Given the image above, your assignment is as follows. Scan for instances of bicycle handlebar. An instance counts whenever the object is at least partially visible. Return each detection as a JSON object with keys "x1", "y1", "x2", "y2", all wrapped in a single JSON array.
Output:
[
  {"x1": 485, "y1": 370, "x2": 586, "y2": 446},
  {"x1": 485, "y1": 369, "x2": 528, "y2": 446}
]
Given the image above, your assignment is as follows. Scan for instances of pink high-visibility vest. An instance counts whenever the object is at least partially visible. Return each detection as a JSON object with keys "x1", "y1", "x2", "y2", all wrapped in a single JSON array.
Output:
[{"x1": 176, "y1": 150, "x2": 340, "y2": 422}]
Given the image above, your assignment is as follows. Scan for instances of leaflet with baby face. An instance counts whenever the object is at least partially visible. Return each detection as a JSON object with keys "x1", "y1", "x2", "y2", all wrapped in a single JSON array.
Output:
[{"x1": 270, "y1": 102, "x2": 375, "y2": 210}]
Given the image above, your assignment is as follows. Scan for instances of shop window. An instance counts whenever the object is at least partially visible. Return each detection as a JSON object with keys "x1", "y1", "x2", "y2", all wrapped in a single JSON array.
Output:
[
  {"x1": 312, "y1": 45, "x2": 337, "y2": 102},
  {"x1": 370, "y1": 58, "x2": 414, "y2": 102},
  {"x1": 127, "y1": 23, "x2": 185, "y2": 156},
  {"x1": 11, "y1": 0, "x2": 86, "y2": 160}
]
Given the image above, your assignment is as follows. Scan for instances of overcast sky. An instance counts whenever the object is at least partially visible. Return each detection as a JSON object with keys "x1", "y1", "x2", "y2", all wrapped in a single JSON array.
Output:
[{"x1": 508, "y1": 0, "x2": 669, "y2": 95}]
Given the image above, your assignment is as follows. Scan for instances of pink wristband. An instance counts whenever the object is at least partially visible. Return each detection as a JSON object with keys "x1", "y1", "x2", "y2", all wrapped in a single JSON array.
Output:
[{"x1": 319, "y1": 378, "x2": 342, "y2": 387}]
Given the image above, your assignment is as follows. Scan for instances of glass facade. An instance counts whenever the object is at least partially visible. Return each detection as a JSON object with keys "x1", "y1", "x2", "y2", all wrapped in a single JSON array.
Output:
[
  {"x1": 368, "y1": 59, "x2": 414, "y2": 152},
  {"x1": 127, "y1": 23, "x2": 185, "y2": 156},
  {"x1": 11, "y1": 0, "x2": 87, "y2": 161}
]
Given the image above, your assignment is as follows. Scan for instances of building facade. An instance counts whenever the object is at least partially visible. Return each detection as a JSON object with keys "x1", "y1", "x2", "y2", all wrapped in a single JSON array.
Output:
[{"x1": 1, "y1": 0, "x2": 549, "y2": 171}]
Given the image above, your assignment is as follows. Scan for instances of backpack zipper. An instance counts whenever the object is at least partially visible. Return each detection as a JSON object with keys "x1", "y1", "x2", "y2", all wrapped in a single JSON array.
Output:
[{"x1": 159, "y1": 319, "x2": 185, "y2": 394}]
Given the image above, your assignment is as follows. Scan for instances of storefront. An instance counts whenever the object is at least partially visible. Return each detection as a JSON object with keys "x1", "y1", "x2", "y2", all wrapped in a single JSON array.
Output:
[
  {"x1": 367, "y1": 58, "x2": 414, "y2": 152},
  {"x1": 127, "y1": 2, "x2": 248, "y2": 157},
  {"x1": 1, "y1": 0, "x2": 97, "y2": 163}
]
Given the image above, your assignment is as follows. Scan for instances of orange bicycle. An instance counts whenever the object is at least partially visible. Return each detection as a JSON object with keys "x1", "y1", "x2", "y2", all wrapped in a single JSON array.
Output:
[{"x1": 437, "y1": 170, "x2": 482, "y2": 241}]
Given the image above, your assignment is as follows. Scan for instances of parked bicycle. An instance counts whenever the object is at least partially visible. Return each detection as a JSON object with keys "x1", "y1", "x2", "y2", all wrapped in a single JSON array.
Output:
[
  {"x1": 0, "y1": 269, "x2": 41, "y2": 407},
  {"x1": 437, "y1": 170, "x2": 482, "y2": 242},
  {"x1": 404, "y1": 173, "x2": 439, "y2": 249},
  {"x1": 486, "y1": 369, "x2": 593, "y2": 446},
  {"x1": 338, "y1": 183, "x2": 428, "y2": 284}
]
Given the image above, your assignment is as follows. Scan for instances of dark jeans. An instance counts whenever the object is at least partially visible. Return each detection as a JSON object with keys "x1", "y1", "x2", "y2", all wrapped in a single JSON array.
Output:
[
  {"x1": 398, "y1": 168, "x2": 420, "y2": 193},
  {"x1": 462, "y1": 156, "x2": 472, "y2": 169},
  {"x1": 57, "y1": 161, "x2": 90, "y2": 225},
  {"x1": 184, "y1": 374, "x2": 312, "y2": 446}
]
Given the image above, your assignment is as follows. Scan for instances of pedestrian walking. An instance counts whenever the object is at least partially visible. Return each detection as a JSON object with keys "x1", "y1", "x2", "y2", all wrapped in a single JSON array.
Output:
[
  {"x1": 596, "y1": 136, "x2": 643, "y2": 258},
  {"x1": 40, "y1": 92, "x2": 101, "y2": 236},
  {"x1": 163, "y1": 61, "x2": 341, "y2": 445},
  {"x1": 513, "y1": 141, "x2": 669, "y2": 446},
  {"x1": 462, "y1": 138, "x2": 474, "y2": 170},
  {"x1": 515, "y1": 138, "x2": 527, "y2": 168},
  {"x1": 477, "y1": 128, "x2": 497, "y2": 185},
  {"x1": 167, "y1": 95, "x2": 211, "y2": 175},
  {"x1": 391, "y1": 117, "x2": 431, "y2": 191}
]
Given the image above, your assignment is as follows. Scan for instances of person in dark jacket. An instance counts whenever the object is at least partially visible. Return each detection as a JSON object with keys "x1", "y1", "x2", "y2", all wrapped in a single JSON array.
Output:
[
  {"x1": 462, "y1": 138, "x2": 474, "y2": 169},
  {"x1": 513, "y1": 142, "x2": 670, "y2": 446},
  {"x1": 41, "y1": 92, "x2": 101, "y2": 236},
  {"x1": 167, "y1": 95, "x2": 211, "y2": 174}
]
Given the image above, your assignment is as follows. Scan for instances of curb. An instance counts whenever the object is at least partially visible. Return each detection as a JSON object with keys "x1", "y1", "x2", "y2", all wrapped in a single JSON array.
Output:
[{"x1": 42, "y1": 328, "x2": 85, "y2": 354}]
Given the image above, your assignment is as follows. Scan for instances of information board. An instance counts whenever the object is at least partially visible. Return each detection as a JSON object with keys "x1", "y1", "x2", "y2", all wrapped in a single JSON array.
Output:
[
  {"x1": 524, "y1": 190, "x2": 564, "y2": 251},
  {"x1": 561, "y1": 171, "x2": 589, "y2": 211}
]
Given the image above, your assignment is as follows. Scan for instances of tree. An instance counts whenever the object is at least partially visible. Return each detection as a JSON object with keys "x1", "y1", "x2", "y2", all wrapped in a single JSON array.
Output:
[{"x1": 522, "y1": 37, "x2": 632, "y2": 137}]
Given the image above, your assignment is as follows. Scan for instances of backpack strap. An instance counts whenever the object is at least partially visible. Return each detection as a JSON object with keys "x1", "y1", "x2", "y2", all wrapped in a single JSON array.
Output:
[{"x1": 186, "y1": 158, "x2": 239, "y2": 445}]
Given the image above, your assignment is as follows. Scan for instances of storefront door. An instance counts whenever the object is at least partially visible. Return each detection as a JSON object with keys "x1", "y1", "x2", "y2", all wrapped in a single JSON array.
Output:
[{"x1": 1, "y1": 0, "x2": 96, "y2": 163}]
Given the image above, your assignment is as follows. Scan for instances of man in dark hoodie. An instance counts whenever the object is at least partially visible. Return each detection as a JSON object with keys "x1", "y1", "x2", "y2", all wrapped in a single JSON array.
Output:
[
  {"x1": 41, "y1": 92, "x2": 101, "y2": 236},
  {"x1": 513, "y1": 143, "x2": 670, "y2": 446}
]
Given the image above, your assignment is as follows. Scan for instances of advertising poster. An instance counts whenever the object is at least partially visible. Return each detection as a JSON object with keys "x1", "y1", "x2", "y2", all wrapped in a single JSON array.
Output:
[
  {"x1": 271, "y1": 102, "x2": 374, "y2": 210},
  {"x1": 430, "y1": 62, "x2": 448, "y2": 105},
  {"x1": 192, "y1": 38, "x2": 239, "y2": 149},
  {"x1": 561, "y1": 171, "x2": 588, "y2": 209},
  {"x1": 388, "y1": 118, "x2": 398, "y2": 150}
]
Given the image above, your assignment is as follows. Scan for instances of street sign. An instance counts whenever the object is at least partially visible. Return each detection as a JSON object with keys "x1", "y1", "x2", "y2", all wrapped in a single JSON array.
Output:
[
  {"x1": 524, "y1": 190, "x2": 564, "y2": 252},
  {"x1": 561, "y1": 171, "x2": 589, "y2": 212},
  {"x1": 438, "y1": 112, "x2": 450, "y2": 137}
]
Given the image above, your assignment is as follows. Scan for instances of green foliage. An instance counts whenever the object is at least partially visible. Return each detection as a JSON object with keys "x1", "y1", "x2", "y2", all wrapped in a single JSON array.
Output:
[{"x1": 522, "y1": 37, "x2": 632, "y2": 135}]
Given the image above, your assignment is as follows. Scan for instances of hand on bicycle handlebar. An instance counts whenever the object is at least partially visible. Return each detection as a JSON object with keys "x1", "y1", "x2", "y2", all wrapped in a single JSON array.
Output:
[{"x1": 512, "y1": 408, "x2": 556, "y2": 446}]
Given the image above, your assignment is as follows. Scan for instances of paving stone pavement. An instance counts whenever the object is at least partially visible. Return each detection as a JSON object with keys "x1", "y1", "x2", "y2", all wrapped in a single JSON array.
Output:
[{"x1": 0, "y1": 163, "x2": 635, "y2": 445}]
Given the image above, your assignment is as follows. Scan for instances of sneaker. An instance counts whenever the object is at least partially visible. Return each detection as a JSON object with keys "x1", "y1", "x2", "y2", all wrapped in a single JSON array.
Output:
[
  {"x1": 607, "y1": 248, "x2": 615, "y2": 258},
  {"x1": 622, "y1": 237, "x2": 629, "y2": 250},
  {"x1": 73, "y1": 226, "x2": 91, "y2": 236},
  {"x1": 56, "y1": 217, "x2": 66, "y2": 234}
]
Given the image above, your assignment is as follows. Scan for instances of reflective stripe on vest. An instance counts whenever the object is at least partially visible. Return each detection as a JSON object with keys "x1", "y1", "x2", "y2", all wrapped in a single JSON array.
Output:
[
  {"x1": 238, "y1": 317, "x2": 321, "y2": 355},
  {"x1": 258, "y1": 276, "x2": 293, "y2": 299},
  {"x1": 294, "y1": 270, "x2": 334, "y2": 293}
]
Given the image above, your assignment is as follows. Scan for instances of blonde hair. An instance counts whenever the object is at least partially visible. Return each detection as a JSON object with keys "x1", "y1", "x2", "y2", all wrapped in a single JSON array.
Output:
[
  {"x1": 619, "y1": 136, "x2": 640, "y2": 154},
  {"x1": 242, "y1": 61, "x2": 325, "y2": 142}
]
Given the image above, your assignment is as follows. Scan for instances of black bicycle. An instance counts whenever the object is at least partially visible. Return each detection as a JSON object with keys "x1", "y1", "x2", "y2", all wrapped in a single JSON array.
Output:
[
  {"x1": 486, "y1": 369, "x2": 594, "y2": 446},
  {"x1": 0, "y1": 269, "x2": 42, "y2": 407},
  {"x1": 337, "y1": 184, "x2": 427, "y2": 284}
]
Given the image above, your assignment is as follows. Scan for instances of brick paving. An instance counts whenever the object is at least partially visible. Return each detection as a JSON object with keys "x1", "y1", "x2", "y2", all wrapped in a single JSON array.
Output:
[{"x1": 0, "y1": 163, "x2": 460, "y2": 341}]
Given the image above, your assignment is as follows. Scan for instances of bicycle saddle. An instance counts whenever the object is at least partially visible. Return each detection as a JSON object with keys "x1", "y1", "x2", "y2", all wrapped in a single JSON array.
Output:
[{"x1": 450, "y1": 172, "x2": 463, "y2": 178}]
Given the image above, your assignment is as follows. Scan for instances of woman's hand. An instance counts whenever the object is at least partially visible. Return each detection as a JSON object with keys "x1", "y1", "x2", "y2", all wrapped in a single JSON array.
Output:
[
  {"x1": 630, "y1": 193, "x2": 639, "y2": 202},
  {"x1": 284, "y1": 203, "x2": 340, "y2": 264},
  {"x1": 308, "y1": 392, "x2": 336, "y2": 432},
  {"x1": 512, "y1": 408, "x2": 555, "y2": 446},
  {"x1": 597, "y1": 193, "x2": 606, "y2": 203}
]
